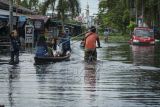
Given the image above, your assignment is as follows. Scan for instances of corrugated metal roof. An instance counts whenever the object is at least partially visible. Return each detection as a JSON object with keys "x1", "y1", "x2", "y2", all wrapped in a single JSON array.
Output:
[{"x1": 29, "y1": 15, "x2": 50, "y2": 23}]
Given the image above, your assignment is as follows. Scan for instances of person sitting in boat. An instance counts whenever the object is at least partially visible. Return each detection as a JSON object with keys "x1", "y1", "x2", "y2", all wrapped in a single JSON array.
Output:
[
  {"x1": 59, "y1": 28, "x2": 71, "y2": 55},
  {"x1": 52, "y1": 38, "x2": 57, "y2": 50},
  {"x1": 80, "y1": 38, "x2": 85, "y2": 47},
  {"x1": 47, "y1": 43, "x2": 54, "y2": 56},
  {"x1": 35, "y1": 35, "x2": 48, "y2": 57},
  {"x1": 53, "y1": 44, "x2": 63, "y2": 57},
  {"x1": 64, "y1": 28, "x2": 71, "y2": 50},
  {"x1": 65, "y1": 28, "x2": 72, "y2": 38}
]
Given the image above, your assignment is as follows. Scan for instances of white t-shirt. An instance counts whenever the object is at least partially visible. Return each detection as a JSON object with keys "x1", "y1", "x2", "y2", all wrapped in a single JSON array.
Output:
[{"x1": 104, "y1": 31, "x2": 109, "y2": 36}]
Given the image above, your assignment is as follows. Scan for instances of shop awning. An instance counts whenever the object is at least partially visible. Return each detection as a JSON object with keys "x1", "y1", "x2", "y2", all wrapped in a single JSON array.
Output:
[{"x1": 0, "y1": 15, "x2": 8, "y2": 21}]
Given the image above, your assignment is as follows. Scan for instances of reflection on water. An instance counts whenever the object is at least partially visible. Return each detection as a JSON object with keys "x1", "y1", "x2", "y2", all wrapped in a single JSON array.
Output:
[
  {"x1": 8, "y1": 65, "x2": 21, "y2": 107},
  {"x1": 0, "y1": 42, "x2": 160, "y2": 107},
  {"x1": 83, "y1": 62, "x2": 101, "y2": 107},
  {"x1": 84, "y1": 64, "x2": 97, "y2": 91},
  {"x1": 117, "y1": 68, "x2": 160, "y2": 106},
  {"x1": 102, "y1": 43, "x2": 131, "y2": 62},
  {"x1": 131, "y1": 45, "x2": 155, "y2": 66},
  {"x1": 130, "y1": 45, "x2": 160, "y2": 67},
  {"x1": 103, "y1": 43, "x2": 160, "y2": 67},
  {"x1": 84, "y1": 62, "x2": 100, "y2": 92},
  {"x1": 35, "y1": 64, "x2": 49, "y2": 81}
]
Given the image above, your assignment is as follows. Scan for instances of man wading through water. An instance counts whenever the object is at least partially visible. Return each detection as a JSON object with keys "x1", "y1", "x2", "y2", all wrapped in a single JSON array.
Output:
[
  {"x1": 9, "y1": 30, "x2": 21, "y2": 64},
  {"x1": 84, "y1": 26, "x2": 101, "y2": 61}
]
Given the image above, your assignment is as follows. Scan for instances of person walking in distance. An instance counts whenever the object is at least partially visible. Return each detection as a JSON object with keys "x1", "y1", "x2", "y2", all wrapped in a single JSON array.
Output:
[{"x1": 104, "y1": 28, "x2": 110, "y2": 42}]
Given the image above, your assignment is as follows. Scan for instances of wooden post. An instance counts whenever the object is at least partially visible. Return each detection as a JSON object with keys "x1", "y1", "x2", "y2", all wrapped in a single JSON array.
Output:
[{"x1": 9, "y1": 0, "x2": 13, "y2": 33}]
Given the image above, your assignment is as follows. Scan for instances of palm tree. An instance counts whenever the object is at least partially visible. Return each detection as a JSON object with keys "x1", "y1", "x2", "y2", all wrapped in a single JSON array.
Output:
[
  {"x1": 14, "y1": 0, "x2": 39, "y2": 10},
  {"x1": 41, "y1": 0, "x2": 80, "y2": 31},
  {"x1": 13, "y1": 0, "x2": 21, "y2": 4},
  {"x1": 41, "y1": 0, "x2": 56, "y2": 17}
]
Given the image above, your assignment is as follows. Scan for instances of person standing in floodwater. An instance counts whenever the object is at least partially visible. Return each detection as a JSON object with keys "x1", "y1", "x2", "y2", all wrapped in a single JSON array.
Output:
[
  {"x1": 84, "y1": 26, "x2": 101, "y2": 61},
  {"x1": 64, "y1": 28, "x2": 71, "y2": 50},
  {"x1": 9, "y1": 30, "x2": 21, "y2": 64},
  {"x1": 59, "y1": 28, "x2": 71, "y2": 55},
  {"x1": 104, "y1": 28, "x2": 110, "y2": 42}
]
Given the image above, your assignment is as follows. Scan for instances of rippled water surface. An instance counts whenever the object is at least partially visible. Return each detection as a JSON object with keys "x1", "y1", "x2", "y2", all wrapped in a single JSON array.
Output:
[{"x1": 0, "y1": 41, "x2": 160, "y2": 107}]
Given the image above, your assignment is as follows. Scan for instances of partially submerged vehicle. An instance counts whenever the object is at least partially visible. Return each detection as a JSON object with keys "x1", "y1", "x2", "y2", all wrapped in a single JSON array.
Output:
[{"x1": 129, "y1": 27, "x2": 155, "y2": 45}]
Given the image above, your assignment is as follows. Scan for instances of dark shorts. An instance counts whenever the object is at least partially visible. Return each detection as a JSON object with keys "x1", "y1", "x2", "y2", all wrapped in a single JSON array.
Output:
[{"x1": 84, "y1": 49, "x2": 97, "y2": 61}]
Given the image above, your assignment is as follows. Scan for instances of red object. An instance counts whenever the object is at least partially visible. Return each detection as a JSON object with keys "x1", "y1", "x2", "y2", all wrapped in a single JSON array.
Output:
[{"x1": 129, "y1": 27, "x2": 155, "y2": 45}]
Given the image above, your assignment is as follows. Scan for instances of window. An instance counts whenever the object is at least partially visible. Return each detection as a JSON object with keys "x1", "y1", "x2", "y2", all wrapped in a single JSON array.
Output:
[{"x1": 135, "y1": 29, "x2": 154, "y2": 37}]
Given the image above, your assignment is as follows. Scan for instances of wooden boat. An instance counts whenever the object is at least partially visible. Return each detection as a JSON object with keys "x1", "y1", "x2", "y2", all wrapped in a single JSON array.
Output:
[{"x1": 34, "y1": 54, "x2": 70, "y2": 64}]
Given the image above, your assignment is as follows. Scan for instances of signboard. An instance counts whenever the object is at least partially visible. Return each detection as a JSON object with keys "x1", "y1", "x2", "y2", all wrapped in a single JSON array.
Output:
[
  {"x1": 34, "y1": 20, "x2": 42, "y2": 29},
  {"x1": 25, "y1": 25, "x2": 34, "y2": 44},
  {"x1": 33, "y1": 19, "x2": 44, "y2": 30}
]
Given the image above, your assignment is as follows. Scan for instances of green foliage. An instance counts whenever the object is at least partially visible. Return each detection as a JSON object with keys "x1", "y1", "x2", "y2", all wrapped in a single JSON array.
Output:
[
  {"x1": 98, "y1": 0, "x2": 130, "y2": 33},
  {"x1": 98, "y1": 32, "x2": 130, "y2": 42},
  {"x1": 41, "y1": 0, "x2": 80, "y2": 17},
  {"x1": 18, "y1": 0, "x2": 39, "y2": 10},
  {"x1": 127, "y1": 21, "x2": 136, "y2": 31},
  {"x1": 108, "y1": 33, "x2": 130, "y2": 42},
  {"x1": 98, "y1": 0, "x2": 160, "y2": 34},
  {"x1": 39, "y1": 0, "x2": 80, "y2": 31}
]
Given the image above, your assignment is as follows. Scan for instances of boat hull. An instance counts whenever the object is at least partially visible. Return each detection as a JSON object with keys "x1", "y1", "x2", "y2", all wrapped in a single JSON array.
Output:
[{"x1": 34, "y1": 54, "x2": 70, "y2": 64}]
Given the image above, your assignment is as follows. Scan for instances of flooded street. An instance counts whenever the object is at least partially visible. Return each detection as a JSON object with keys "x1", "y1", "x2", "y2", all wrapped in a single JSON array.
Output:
[{"x1": 0, "y1": 41, "x2": 160, "y2": 107}]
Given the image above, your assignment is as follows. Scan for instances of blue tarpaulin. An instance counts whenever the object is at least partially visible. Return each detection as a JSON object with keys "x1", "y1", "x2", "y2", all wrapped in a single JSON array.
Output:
[{"x1": 19, "y1": 16, "x2": 26, "y2": 22}]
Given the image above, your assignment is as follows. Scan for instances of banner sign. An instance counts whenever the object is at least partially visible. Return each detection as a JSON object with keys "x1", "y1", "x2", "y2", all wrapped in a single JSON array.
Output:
[
  {"x1": 33, "y1": 19, "x2": 44, "y2": 30},
  {"x1": 25, "y1": 25, "x2": 34, "y2": 44}
]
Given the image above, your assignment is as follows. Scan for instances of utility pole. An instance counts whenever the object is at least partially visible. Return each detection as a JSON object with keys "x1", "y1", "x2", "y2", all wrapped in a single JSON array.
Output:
[
  {"x1": 141, "y1": 0, "x2": 144, "y2": 26},
  {"x1": 86, "y1": 2, "x2": 89, "y2": 28},
  {"x1": 15, "y1": 0, "x2": 19, "y2": 15},
  {"x1": 9, "y1": 0, "x2": 13, "y2": 33},
  {"x1": 135, "y1": 0, "x2": 138, "y2": 25}
]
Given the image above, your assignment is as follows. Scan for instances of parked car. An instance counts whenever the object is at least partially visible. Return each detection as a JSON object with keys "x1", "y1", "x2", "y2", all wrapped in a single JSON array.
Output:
[{"x1": 129, "y1": 27, "x2": 155, "y2": 45}]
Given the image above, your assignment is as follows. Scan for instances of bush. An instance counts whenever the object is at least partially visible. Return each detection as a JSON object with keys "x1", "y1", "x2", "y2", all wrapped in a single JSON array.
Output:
[{"x1": 99, "y1": 32, "x2": 130, "y2": 42}]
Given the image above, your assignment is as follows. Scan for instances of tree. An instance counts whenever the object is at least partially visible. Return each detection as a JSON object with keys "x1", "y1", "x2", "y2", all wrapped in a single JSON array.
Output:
[
  {"x1": 98, "y1": 0, "x2": 160, "y2": 34},
  {"x1": 15, "y1": 0, "x2": 39, "y2": 10},
  {"x1": 41, "y1": 0, "x2": 80, "y2": 31},
  {"x1": 40, "y1": 0, "x2": 56, "y2": 15},
  {"x1": 98, "y1": 0, "x2": 130, "y2": 33}
]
